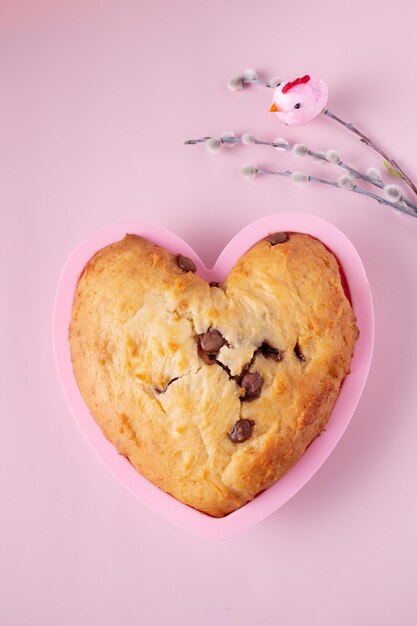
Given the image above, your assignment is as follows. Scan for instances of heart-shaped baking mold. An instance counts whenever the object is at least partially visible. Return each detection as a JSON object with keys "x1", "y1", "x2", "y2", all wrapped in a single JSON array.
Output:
[{"x1": 54, "y1": 214, "x2": 373, "y2": 537}]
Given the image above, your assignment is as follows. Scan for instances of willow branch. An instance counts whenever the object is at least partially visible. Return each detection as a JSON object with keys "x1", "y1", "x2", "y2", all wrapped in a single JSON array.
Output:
[
  {"x1": 184, "y1": 134, "x2": 417, "y2": 214},
  {"x1": 255, "y1": 168, "x2": 417, "y2": 218},
  {"x1": 322, "y1": 108, "x2": 417, "y2": 199}
]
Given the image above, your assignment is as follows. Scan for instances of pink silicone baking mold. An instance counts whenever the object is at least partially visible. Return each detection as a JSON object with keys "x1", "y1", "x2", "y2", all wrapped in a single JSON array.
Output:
[{"x1": 53, "y1": 213, "x2": 374, "y2": 539}]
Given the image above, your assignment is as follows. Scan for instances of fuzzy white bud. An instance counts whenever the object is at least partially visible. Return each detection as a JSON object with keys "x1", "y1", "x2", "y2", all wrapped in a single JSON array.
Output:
[
  {"x1": 290, "y1": 171, "x2": 309, "y2": 184},
  {"x1": 274, "y1": 138, "x2": 289, "y2": 151},
  {"x1": 366, "y1": 167, "x2": 382, "y2": 182},
  {"x1": 292, "y1": 143, "x2": 309, "y2": 157},
  {"x1": 206, "y1": 138, "x2": 222, "y2": 153},
  {"x1": 241, "y1": 133, "x2": 256, "y2": 145},
  {"x1": 268, "y1": 76, "x2": 283, "y2": 88},
  {"x1": 325, "y1": 149, "x2": 341, "y2": 164},
  {"x1": 242, "y1": 68, "x2": 258, "y2": 81},
  {"x1": 337, "y1": 174, "x2": 356, "y2": 190},
  {"x1": 228, "y1": 75, "x2": 244, "y2": 91},
  {"x1": 241, "y1": 164, "x2": 258, "y2": 179},
  {"x1": 220, "y1": 131, "x2": 236, "y2": 148},
  {"x1": 383, "y1": 184, "x2": 403, "y2": 202}
]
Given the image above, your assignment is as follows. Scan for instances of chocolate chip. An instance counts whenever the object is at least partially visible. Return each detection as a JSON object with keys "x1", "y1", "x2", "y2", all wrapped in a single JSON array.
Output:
[
  {"x1": 176, "y1": 254, "x2": 196, "y2": 273},
  {"x1": 198, "y1": 346, "x2": 217, "y2": 365},
  {"x1": 294, "y1": 342, "x2": 306, "y2": 362},
  {"x1": 241, "y1": 372, "x2": 263, "y2": 400},
  {"x1": 229, "y1": 419, "x2": 255, "y2": 443},
  {"x1": 260, "y1": 342, "x2": 283, "y2": 362},
  {"x1": 209, "y1": 281, "x2": 221, "y2": 288},
  {"x1": 199, "y1": 329, "x2": 225, "y2": 354},
  {"x1": 266, "y1": 232, "x2": 289, "y2": 245}
]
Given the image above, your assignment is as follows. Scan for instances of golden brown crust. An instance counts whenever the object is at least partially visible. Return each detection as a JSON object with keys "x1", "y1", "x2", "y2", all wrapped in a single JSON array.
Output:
[{"x1": 69, "y1": 233, "x2": 359, "y2": 517}]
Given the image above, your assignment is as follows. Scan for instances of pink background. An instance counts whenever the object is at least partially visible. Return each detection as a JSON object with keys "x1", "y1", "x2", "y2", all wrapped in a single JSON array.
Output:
[{"x1": 1, "y1": 1, "x2": 417, "y2": 624}]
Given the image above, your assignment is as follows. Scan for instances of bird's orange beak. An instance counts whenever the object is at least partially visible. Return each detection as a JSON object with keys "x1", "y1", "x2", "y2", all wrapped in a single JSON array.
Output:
[{"x1": 270, "y1": 102, "x2": 280, "y2": 112}]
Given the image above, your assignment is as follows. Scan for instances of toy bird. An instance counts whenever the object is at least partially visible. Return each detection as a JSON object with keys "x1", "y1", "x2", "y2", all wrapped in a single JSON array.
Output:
[{"x1": 269, "y1": 75, "x2": 328, "y2": 126}]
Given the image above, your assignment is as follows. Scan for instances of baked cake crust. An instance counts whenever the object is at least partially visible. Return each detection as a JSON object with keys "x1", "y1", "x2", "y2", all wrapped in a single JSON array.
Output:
[{"x1": 69, "y1": 233, "x2": 359, "y2": 517}]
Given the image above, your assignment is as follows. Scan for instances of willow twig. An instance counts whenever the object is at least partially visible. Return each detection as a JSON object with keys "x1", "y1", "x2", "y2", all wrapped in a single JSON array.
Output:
[
  {"x1": 185, "y1": 133, "x2": 417, "y2": 215},
  {"x1": 323, "y1": 108, "x2": 417, "y2": 198},
  {"x1": 252, "y1": 167, "x2": 417, "y2": 218}
]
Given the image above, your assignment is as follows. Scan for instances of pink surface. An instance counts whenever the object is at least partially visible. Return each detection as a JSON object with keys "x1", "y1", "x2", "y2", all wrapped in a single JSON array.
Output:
[
  {"x1": 2, "y1": 0, "x2": 417, "y2": 624},
  {"x1": 53, "y1": 215, "x2": 373, "y2": 538}
]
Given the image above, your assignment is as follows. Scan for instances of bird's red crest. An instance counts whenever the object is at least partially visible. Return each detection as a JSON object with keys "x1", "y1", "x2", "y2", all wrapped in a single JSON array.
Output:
[{"x1": 282, "y1": 75, "x2": 311, "y2": 94}]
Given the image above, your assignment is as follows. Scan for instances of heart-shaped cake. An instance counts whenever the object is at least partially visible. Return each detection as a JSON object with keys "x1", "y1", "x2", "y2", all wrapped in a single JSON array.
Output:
[{"x1": 69, "y1": 231, "x2": 358, "y2": 517}]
